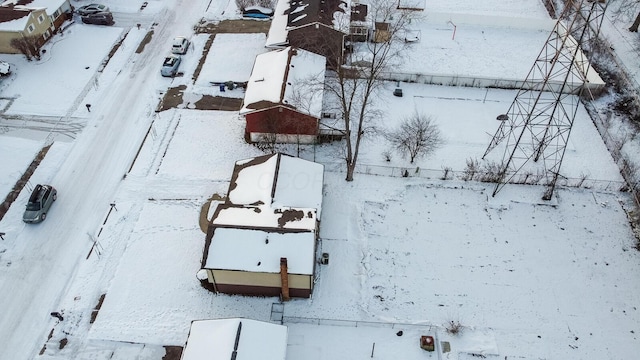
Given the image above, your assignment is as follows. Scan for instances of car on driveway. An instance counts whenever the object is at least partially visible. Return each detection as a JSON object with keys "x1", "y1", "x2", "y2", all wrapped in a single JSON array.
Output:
[
  {"x1": 76, "y1": 4, "x2": 109, "y2": 16},
  {"x1": 171, "y1": 36, "x2": 190, "y2": 55},
  {"x1": 81, "y1": 12, "x2": 114, "y2": 25},
  {"x1": 23, "y1": 184, "x2": 57, "y2": 223},
  {"x1": 161, "y1": 54, "x2": 181, "y2": 77}
]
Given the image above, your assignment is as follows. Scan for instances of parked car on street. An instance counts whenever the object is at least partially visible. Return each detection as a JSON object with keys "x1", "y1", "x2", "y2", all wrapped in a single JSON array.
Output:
[
  {"x1": 81, "y1": 12, "x2": 114, "y2": 26},
  {"x1": 23, "y1": 184, "x2": 57, "y2": 223},
  {"x1": 242, "y1": 6, "x2": 274, "y2": 19},
  {"x1": 171, "y1": 36, "x2": 190, "y2": 55},
  {"x1": 161, "y1": 54, "x2": 181, "y2": 77},
  {"x1": 76, "y1": 3, "x2": 109, "y2": 16},
  {"x1": 0, "y1": 61, "x2": 10, "y2": 76}
]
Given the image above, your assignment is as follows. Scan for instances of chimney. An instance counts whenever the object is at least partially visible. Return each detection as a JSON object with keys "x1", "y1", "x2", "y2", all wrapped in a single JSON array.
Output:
[{"x1": 280, "y1": 257, "x2": 290, "y2": 301}]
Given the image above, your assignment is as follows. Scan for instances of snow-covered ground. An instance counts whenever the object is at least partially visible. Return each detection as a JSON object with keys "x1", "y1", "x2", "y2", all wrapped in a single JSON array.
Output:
[{"x1": 0, "y1": 1, "x2": 639, "y2": 360}]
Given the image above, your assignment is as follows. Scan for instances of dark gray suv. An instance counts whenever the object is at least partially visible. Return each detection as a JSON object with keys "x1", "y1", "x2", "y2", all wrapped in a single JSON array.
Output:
[{"x1": 23, "y1": 184, "x2": 57, "y2": 223}]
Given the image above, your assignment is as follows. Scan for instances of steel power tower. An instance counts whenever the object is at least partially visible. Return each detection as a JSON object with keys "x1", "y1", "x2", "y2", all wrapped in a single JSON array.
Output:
[{"x1": 482, "y1": 0, "x2": 608, "y2": 200}]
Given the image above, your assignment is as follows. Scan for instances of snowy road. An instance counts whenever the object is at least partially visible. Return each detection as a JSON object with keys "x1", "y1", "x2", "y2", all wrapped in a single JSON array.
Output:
[{"x1": 0, "y1": 1, "x2": 209, "y2": 359}]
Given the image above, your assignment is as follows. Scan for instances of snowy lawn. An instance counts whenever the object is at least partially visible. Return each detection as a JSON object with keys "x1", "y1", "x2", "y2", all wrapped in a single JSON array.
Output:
[
  {"x1": 0, "y1": 24, "x2": 124, "y2": 117},
  {"x1": 0, "y1": 1, "x2": 638, "y2": 360}
]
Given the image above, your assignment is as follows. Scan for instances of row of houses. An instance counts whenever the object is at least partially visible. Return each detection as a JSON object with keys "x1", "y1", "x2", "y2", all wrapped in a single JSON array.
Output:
[
  {"x1": 190, "y1": 1, "x2": 425, "y2": 358},
  {"x1": 204, "y1": 0, "x2": 428, "y2": 301},
  {"x1": 0, "y1": 0, "x2": 72, "y2": 55},
  {"x1": 240, "y1": 0, "x2": 426, "y2": 144}
]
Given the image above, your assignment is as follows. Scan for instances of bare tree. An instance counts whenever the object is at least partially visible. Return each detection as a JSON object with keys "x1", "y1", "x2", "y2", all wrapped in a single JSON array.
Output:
[
  {"x1": 10, "y1": 36, "x2": 40, "y2": 61},
  {"x1": 385, "y1": 112, "x2": 442, "y2": 163},
  {"x1": 235, "y1": 0, "x2": 252, "y2": 12},
  {"x1": 607, "y1": 0, "x2": 640, "y2": 31},
  {"x1": 323, "y1": 0, "x2": 417, "y2": 181}
]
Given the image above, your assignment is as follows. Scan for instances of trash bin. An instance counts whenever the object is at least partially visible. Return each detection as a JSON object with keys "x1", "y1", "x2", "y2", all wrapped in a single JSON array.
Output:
[{"x1": 219, "y1": 84, "x2": 225, "y2": 92}]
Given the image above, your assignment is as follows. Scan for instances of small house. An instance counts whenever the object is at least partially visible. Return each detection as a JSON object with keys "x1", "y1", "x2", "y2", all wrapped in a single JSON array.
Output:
[
  {"x1": 181, "y1": 319, "x2": 287, "y2": 360},
  {"x1": 266, "y1": 0, "x2": 348, "y2": 68},
  {"x1": 241, "y1": 47, "x2": 326, "y2": 144},
  {"x1": 202, "y1": 153, "x2": 324, "y2": 298}
]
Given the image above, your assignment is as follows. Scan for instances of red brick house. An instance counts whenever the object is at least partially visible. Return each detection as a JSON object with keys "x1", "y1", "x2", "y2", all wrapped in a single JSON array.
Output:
[{"x1": 241, "y1": 47, "x2": 326, "y2": 144}]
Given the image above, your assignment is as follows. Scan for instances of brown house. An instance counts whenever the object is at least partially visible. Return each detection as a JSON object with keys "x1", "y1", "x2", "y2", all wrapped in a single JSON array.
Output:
[
  {"x1": 266, "y1": 0, "x2": 348, "y2": 68},
  {"x1": 241, "y1": 47, "x2": 326, "y2": 144},
  {"x1": 202, "y1": 153, "x2": 324, "y2": 299},
  {"x1": 0, "y1": 0, "x2": 71, "y2": 54}
]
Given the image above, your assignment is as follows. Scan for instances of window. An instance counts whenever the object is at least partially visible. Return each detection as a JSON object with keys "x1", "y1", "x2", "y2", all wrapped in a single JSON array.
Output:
[
  {"x1": 53, "y1": 9, "x2": 61, "y2": 18},
  {"x1": 27, "y1": 24, "x2": 35, "y2": 33},
  {"x1": 38, "y1": 14, "x2": 44, "y2": 23},
  {"x1": 350, "y1": 26, "x2": 368, "y2": 35}
]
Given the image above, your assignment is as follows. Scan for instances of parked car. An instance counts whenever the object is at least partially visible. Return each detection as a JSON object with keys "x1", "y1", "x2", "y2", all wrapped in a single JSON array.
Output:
[
  {"x1": 81, "y1": 12, "x2": 114, "y2": 26},
  {"x1": 161, "y1": 54, "x2": 181, "y2": 77},
  {"x1": 242, "y1": 6, "x2": 274, "y2": 19},
  {"x1": 76, "y1": 3, "x2": 109, "y2": 16},
  {"x1": 0, "y1": 61, "x2": 10, "y2": 76},
  {"x1": 23, "y1": 184, "x2": 57, "y2": 223},
  {"x1": 171, "y1": 36, "x2": 190, "y2": 55}
]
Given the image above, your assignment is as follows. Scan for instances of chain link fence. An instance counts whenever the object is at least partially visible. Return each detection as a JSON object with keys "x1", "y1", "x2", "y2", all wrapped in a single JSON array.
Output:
[{"x1": 320, "y1": 161, "x2": 626, "y2": 193}]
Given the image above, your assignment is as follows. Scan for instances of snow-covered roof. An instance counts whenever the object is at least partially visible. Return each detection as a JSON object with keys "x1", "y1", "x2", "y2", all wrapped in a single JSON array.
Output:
[
  {"x1": 227, "y1": 153, "x2": 324, "y2": 215},
  {"x1": 212, "y1": 204, "x2": 318, "y2": 231},
  {"x1": 287, "y1": 0, "x2": 349, "y2": 29},
  {"x1": 205, "y1": 227, "x2": 316, "y2": 274},
  {"x1": 240, "y1": 47, "x2": 326, "y2": 117},
  {"x1": 1, "y1": 0, "x2": 68, "y2": 16},
  {"x1": 181, "y1": 319, "x2": 288, "y2": 360},
  {"x1": 265, "y1": 0, "x2": 290, "y2": 47},
  {"x1": 265, "y1": 0, "x2": 350, "y2": 48},
  {"x1": 0, "y1": 7, "x2": 30, "y2": 31}
]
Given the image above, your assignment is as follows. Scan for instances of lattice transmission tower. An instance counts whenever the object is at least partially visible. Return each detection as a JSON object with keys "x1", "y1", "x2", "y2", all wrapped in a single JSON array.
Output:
[{"x1": 482, "y1": 0, "x2": 608, "y2": 200}]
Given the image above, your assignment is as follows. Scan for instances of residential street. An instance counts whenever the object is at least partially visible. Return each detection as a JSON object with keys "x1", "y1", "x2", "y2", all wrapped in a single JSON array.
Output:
[{"x1": 0, "y1": 2, "x2": 209, "y2": 359}]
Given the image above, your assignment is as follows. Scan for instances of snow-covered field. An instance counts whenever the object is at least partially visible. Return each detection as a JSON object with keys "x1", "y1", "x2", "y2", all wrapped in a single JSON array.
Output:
[{"x1": 0, "y1": 1, "x2": 639, "y2": 360}]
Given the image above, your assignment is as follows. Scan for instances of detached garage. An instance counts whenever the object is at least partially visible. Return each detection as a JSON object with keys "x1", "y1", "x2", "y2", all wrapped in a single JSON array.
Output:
[{"x1": 181, "y1": 318, "x2": 287, "y2": 360}]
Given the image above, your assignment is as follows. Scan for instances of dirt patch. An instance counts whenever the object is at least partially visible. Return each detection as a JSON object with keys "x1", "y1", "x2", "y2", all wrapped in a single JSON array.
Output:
[
  {"x1": 136, "y1": 29, "x2": 155, "y2": 54},
  {"x1": 39, "y1": 328, "x2": 55, "y2": 355},
  {"x1": 192, "y1": 35, "x2": 215, "y2": 83},
  {"x1": 199, "y1": 194, "x2": 226, "y2": 233},
  {"x1": 101, "y1": 31, "x2": 129, "y2": 70},
  {"x1": 90, "y1": 293, "x2": 106, "y2": 324},
  {"x1": 195, "y1": 95, "x2": 243, "y2": 111},
  {"x1": 195, "y1": 19, "x2": 271, "y2": 35},
  {"x1": 162, "y1": 346, "x2": 183, "y2": 360},
  {"x1": 157, "y1": 85, "x2": 187, "y2": 112}
]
